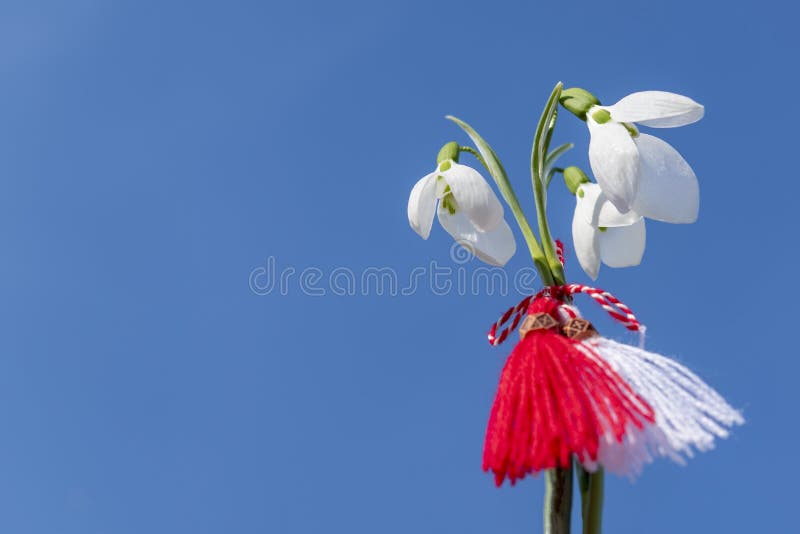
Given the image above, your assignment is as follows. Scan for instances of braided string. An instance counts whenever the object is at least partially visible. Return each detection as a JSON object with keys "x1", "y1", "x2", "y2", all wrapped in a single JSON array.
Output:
[{"x1": 488, "y1": 284, "x2": 642, "y2": 346}]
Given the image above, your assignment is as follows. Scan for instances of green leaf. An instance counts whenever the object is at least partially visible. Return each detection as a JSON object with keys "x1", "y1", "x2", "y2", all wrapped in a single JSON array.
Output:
[
  {"x1": 529, "y1": 83, "x2": 566, "y2": 285},
  {"x1": 446, "y1": 115, "x2": 515, "y2": 208},
  {"x1": 544, "y1": 142, "x2": 573, "y2": 187},
  {"x1": 545, "y1": 142, "x2": 573, "y2": 171},
  {"x1": 531, "y1": 83, "x2": 563, "y2": 186}
]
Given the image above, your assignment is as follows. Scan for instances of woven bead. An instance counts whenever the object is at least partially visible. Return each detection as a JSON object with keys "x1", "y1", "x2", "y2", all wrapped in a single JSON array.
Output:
[
  {"x1": 519, "y1": 312, "x2": 558, "y2": 338},
  {"x1": 561, "y1": 317, "x2": 598, "y2": 340}
]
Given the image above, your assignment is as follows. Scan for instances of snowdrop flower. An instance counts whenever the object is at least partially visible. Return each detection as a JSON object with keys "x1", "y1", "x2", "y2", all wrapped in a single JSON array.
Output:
[
  {"x1": 584, "y1": 91, "x2": 703, "y2": 214},
  {"x1": 571, "y1": 183, "x2": 645, "y2": 280},
  {"x1": 408, "y1": 157, "x2": 516, "y2": 266}
]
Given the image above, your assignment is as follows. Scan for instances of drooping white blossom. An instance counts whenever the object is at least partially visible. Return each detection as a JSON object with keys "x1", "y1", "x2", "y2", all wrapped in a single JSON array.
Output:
[
  {"x1": 586, "y1": 91, "x2": 703, "y2": 214},
  {"x1": 572, "y1": 145, "x2": 701, "y2": 281},
  {"x1": 572, "y1": 183, "x2": 645, "y2": 280},
  {"x1": 408, "y1": 160, "x2": 516, "y2": 266}
]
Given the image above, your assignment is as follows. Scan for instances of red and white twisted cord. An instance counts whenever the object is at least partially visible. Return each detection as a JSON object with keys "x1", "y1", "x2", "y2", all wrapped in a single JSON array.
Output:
[
  {"x1": 558, "y1": 284, "x2": 640, "y2": 331},
  {"x1": 555, "y1": 239, "x2": 565, "y2": 266},
  {"x1": 488, "y1": 284, "x2": 642, "y2": 346},
  {"x1": 487, "y1": 295, "x2": 534, "y2": 346}
]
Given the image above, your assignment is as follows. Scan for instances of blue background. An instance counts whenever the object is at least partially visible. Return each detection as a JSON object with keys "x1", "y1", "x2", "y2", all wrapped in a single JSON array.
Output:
[{"x1": 0, "y1": 0, "x2": 792, "y2": 532}]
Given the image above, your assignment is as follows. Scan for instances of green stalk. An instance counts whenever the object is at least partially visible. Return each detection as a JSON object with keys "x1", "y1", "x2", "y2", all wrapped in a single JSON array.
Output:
[
  {"x1": 586, "y1": 469, "x2": 604, "y2": 533},
  {"x1": 544, "y1": 142, "x2": 573, "y2": 187},
  {"x1": 528, "y1": 82, "x2": 576, "y2": 532},
  {"x1": 577, "y1": 463, "x2": 590, "y2": 523},
  {"x1": 446, "y1": 116, "x2": 555, "y2": 286},
  {"x1": 530, "y1": 83, "x2": 566, "y2": 285},
  {"x1": 545, "y1": 463, "x2": 574, "y2": 534},
  {"x1": 449, "y1": 91, "x2": 591, "y2": 534},
  {"x1": 577, "y1": 467, "x2": 604, "y2": 534},
  {"x1": 458, "y1": 145, "x2": 487, "y2": 168}
]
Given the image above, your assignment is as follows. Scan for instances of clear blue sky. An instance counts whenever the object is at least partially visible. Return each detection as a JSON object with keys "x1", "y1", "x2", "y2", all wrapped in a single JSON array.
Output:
[{"x1": 0, "y1": 1, "x2": 794, "y2": 532}]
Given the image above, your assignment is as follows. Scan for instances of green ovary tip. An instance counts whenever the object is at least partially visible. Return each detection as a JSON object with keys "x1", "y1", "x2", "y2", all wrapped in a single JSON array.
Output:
[{"x1": 436, "y1": 141, "x2": 460, "y2": 165}]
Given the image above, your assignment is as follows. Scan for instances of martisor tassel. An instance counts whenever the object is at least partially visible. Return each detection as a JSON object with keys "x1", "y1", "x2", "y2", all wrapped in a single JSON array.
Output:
[
  {"x1": 482, "y1": 296, "x2": 655, "y2": 486},
  {"x1": 561, "y1": 315, "x2": 744, "y2": 477}
]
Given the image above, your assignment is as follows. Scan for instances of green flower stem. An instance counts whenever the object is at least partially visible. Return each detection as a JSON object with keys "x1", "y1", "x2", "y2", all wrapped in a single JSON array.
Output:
[
  {"x1": 545, "y1": 464, "x2": 574, "y2": 534},
  {"x1": 546, "y1": 167, "x2": 565, "y2": 187},
  {"x1": 449, "y1": 89, "x2": 591, "y2": 533},
  {"x1": 577, "y1": 462, "x2": 590, "y2": 519},
  {"x1": 447, "y1": 116, "x2": 555, "y2": 286},
  {"x1": 459, "y1": 145, "x2": 487, "y2": 169},
  {"x1": 577, "y1": 463, "x2": 604, "y2": 534},
  {"x1": 531, "y1": 83, "x2": 575, "y2": 534},
  {"x1": 531, "y1": 83, "x2": 567, "y2": 285},
  {"x1": 533, "y1": 179, "x2": 565, "y2": 285},
  {"x1": 577, "y1": 465, "x2": 604, "y2": 534}
]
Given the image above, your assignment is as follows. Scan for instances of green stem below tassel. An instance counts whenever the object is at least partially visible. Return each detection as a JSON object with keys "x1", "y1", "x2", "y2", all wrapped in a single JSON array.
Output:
[
  {"x1": 584, "y1": 469, "x2": 604, "y2": 534},
  {"x1": 577, "y1": 464, "x2": 604, "y2": 534},
  {"x1": 535, "y1": 83, "x2": 575, "y2": 533},
  {"x1": 544, "y1": 465, "x2": 573, "y2": 534}
]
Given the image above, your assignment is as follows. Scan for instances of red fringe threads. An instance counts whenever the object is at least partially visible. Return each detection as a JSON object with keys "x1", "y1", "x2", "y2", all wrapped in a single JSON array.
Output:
[{"x1": 482, "y1": 296, "x2": 655, "y2": 486}]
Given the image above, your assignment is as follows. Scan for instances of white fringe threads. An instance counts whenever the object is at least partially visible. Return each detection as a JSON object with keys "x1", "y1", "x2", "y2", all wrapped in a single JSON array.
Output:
[{"x1": 579, "y1": 337, "x2": 744, "y2": 477}]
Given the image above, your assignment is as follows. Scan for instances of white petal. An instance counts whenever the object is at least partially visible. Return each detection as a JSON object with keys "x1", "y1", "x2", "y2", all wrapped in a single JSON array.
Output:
[
  {"x1": 598, "y1": 219, "x2": 646, "y2": 268},
  {"x1": 606, "y1": 91, "x2": 704, "y2": 128},
  {"x1": 437, "y1": 208, "x2": 516, "y2": 266},
  {"x1": 407, "y1": 172, "x2": 438, "y2": 239},
  {"x1": 587, "y1": 118, "x2": 639, "y2": 213},
  {"x1": 632, "y1": 134, "x2": 699, "y2": 223},
  {"x1": 576, "y1": 183, "x2": 642, "y2": 228},
  {"x1": 572, "y1": 203, "x2": 601, "y2": 280},
  {"x1": 442, "y1": 163, "x2": 504, "y2": 232}
]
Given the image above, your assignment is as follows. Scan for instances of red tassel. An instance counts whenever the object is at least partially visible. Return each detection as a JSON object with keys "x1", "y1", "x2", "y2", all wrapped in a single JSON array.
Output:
[{"x1": 482, "y1": 296, "x2": 654, "y2": 486}]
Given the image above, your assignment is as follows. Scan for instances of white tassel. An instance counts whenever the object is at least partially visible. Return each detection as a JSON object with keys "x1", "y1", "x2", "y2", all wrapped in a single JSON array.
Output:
[
  {"x1": 580, "y1": 337, "x2": 744, "y2": 477},
  {"x1": 582, "y1": 424, "x2": 681, "y2": 478}
]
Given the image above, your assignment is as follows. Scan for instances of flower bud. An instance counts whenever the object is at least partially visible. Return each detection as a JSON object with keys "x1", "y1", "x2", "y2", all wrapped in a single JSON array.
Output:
[
  {"x1": 563, "y1": 166, "x2": 590, "y2": 195},
  {"x1": 560, "y1": 88, "x2": 601, "y2": 120},
  {"x1": 436, "y1": 141, "x2": 460, "y2": 165}
]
